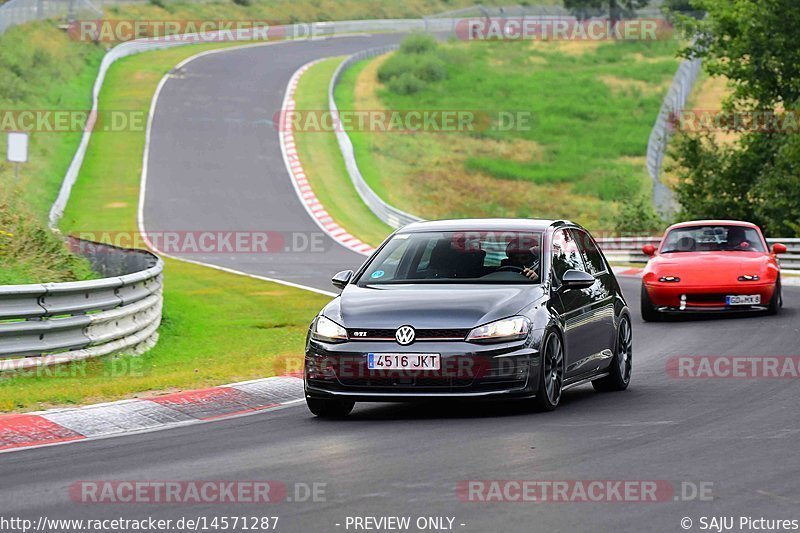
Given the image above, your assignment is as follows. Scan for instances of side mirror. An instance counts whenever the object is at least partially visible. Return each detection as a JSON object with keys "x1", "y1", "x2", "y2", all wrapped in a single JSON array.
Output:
[
  {"x1": 331, "y1": 270, "x2": 353, "y2": 290},
  {"x1": 559, "y1": 269, "x2": 595, "y2": 291},
  {"x1": 772, "y1": 243, "x2": 787, "y2": 255},
  {"x1": 642, "y1": 244, "x2": 656, "y2": 257}
]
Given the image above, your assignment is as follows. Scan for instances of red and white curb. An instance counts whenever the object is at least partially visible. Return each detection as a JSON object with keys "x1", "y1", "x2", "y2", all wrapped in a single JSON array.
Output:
[
  {"x1": 279, "y1": 60, "x2": 374, "y2": 257},
  {"x1": 0, "y1": 376, "x2": 304, "y2": 453}
]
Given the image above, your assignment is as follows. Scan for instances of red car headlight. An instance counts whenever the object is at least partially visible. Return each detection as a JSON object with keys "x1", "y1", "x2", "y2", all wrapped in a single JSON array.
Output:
[{"x1": 738, "y1": 275, "x2": 760, "y2": 282}]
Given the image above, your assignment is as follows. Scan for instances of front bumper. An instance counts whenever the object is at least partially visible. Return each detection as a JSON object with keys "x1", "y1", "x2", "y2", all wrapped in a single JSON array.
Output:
[
  {"x1": 304, "y1": 338, "x2": 539, "y2": 402},
  {"x1": 644, "y1": 282, "x2": 776, "y2": 313}
]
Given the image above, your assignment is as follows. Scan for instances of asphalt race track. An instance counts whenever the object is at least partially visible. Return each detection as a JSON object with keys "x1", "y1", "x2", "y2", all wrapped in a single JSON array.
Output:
[
  {"x1": 142, "y1": 34, "x2": 412, "y2": 292},
  {"x1": 2, "y1": 36, "x2": 799, "y2": 533},
  {"x1": 2, "y1": 279, "x2": 798, "y2": 531}
]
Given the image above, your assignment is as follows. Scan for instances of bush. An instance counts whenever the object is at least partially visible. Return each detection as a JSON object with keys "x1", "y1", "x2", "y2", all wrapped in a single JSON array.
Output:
[
  {"x1": 414, "y1": 54, "x2": 447, "y2": 82},
  {"x1": 386, "y1": 72, "x2": 426, "y2": 95},
  {"x1": 232, "y1": 0, "x2": 253, "y2": 6},
  {"x1": 399, "y1": 34, "x2": 438, "y2": 55},
  {"x1": 378, "y1": 35, "x2": 447, "y2": 95},
  {"x1": 377, "y1": 53, "x2": 417, "y2": 84},
  {"x1": 613, "y1": 195, "x2": 665, "y2": 235}
]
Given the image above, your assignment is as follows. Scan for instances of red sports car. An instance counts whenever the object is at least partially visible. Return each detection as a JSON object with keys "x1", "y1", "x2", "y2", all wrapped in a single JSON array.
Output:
[{"x1": 640, "y1": 220, "x2": 787, "y2": 320}]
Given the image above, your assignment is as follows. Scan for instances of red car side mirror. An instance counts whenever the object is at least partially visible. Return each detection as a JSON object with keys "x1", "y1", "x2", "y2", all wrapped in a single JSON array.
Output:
[
  {"x1": 642, "y1": 244, "x2": 656, "y2": 257},
  {"x1": 772, "y1": 243, "x2": 787, "y2": 255}
]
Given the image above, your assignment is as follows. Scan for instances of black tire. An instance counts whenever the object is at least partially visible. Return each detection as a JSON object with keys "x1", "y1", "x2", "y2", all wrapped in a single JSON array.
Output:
[
  {"x1": 533, "y1": 331, "x2": 564, "y2": 412},
  {"x1": 766, "y1": 278, "x2": 782, "y2": 315},
  {"x1": 640, "y1": 284, "x2": 660, "y2": 322},
  {"x1": 593, "y1": 314, "x2": 632, "y2": 392},
  {"x1": 306, "y1": 398, "x2": 355, "y2": 418}
]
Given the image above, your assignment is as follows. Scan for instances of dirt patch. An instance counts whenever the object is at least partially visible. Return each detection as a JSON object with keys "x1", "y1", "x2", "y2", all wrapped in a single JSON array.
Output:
[
  {"x1": 600, "y1": 74, "x2": 666, "y2": 96},
  {"x1": 628, "y1": 52, "x2": 672, "y2": 64},
  {"x1": 618, "y1": 155, "x2": 647, "y2": 167},
  {"x1": 689, "y1": 74, "x2": 739, "y2": 146},
  {"x1": 354, "y1": 53, "x2": 391, "y2": 111},
  {"x1": 104, "y1": 201, "x2": 127, "y2": 208},
  {"x1": 531, "y1": 39, "x2": 604, "y2": 55}
]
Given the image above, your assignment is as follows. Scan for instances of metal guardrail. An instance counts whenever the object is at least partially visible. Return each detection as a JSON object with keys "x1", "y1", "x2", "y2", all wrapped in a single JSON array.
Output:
[
  {"x1": 0, "y1": 239, "x2": 163, "y2": 369},
  {"x1": 0, "y1": 0, "x2": 100, "y2": 35},
  {"x1": 596, "y1": 237, "x2": 800, "y2": 270},
  {"x1": 328, "y1": 45, "x2": 423, "y2": 229},
  {"x1": 646, "y1": 56, "x2": 703, "y2": 216}
]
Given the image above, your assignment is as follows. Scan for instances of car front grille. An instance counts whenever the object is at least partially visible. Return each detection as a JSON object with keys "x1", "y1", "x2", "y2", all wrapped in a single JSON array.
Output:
[
  {"x1": 337, "y1": 376, "x2": 475, "y2": 388},
  {"x1": 346, "y1": 328, "x2": 470, "y2": 341},
  {"x1": 686, "y1": 293, "x2": 728, "y2": 304}
]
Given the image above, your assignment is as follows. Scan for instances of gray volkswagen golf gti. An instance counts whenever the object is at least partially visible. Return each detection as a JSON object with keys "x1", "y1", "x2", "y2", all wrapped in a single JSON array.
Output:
[{"x1": 304, "y1": 219, "x2": 632, "y2": 417}]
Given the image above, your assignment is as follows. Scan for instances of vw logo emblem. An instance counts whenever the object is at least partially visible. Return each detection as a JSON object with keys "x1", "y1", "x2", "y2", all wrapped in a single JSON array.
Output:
[{"x1": 395, "y1": 325, "x2": 415, "y2": 345}]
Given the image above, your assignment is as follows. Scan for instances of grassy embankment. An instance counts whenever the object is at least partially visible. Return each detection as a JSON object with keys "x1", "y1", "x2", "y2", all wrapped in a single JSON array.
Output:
[
  {"x1": 0, "y1": 23, "x2": 104, "y2": 283},
  {"x1": 102, "y1": 0, "x2": 548, "y2": 27},
  {"x1": 336, "y1": 37, "x2": 681, "y2": 231},
  {"x1": 0, "y1": 42, "x2": 332, "y2": 412}
]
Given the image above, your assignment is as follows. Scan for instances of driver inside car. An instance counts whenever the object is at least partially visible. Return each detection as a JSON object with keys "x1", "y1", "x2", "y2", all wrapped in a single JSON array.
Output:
[
  {"x1": 501, "y1": 240, "x2": 540, "y2": 281},
  {"x1": 725, "y1": 226, "x2": 750, "y2": 250}
]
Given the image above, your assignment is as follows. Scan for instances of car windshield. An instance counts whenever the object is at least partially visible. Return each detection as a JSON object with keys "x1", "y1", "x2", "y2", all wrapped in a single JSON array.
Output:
[
  {"x1": 661, "y1": 225, "x2": 766, "y2": 253},
  {"x1": 358, "y1": 231, "x2": 543, "y2": 285}
]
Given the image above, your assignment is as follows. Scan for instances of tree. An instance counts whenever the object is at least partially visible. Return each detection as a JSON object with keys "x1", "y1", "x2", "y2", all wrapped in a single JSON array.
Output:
[{"x1": 669, "y1": 0, "x2": 800, "y2": 236}]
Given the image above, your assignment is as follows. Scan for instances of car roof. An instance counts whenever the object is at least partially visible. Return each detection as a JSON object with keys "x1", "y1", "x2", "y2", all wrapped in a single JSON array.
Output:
[
  {"x1": 398, "y1": 218, "x2": 570, "y2": 233},
  {"x1": 666, "y1": 220, "x2": 760, "y2": 231}
]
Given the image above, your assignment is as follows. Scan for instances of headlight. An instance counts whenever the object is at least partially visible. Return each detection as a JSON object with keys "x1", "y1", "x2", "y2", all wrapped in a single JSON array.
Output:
[
  {"x1": 738, "y1": 275, "x2": 760, "y2": 281},
  {"x1": 466, "y1": 316, "x2": 530, "y2": 343},
  {"x1": 311, "y1": 316, "x2": 348, "y2": 343}
]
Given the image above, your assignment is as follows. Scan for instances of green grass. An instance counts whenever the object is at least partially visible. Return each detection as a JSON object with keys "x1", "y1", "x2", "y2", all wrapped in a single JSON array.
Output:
[
  {"x1": 0, "y1": 23, "x2": 105, "y2": 283},
  {"x1": 0, "y1": 199, "x2": 96, "y2": 284},
  {"x1": 102, "y1": 0, "x2": 553, "y2": 31},
  {"x1": 0, "y1": 22, "x2": 105, "y2": 220},
  {"x1": 338, "y1": 37, "x2": 682, "y2": 230},
  {"x1": 0, "y1": 257, "x2": 325, "y2": 412},
  {"x1": 0, "y1": 42, "x2": 330, "y2": 413},
  {"x1": 292, "y1": 57, "x2": 392, "y2": 247}
]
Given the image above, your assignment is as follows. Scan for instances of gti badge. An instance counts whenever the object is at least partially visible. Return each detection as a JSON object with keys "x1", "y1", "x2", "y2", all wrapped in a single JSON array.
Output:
[{"x1": 395, "y1": 325, "x2": 415, "y2": 345}]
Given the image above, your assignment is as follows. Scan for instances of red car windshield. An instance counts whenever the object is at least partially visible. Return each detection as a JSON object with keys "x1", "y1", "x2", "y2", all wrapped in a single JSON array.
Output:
[{"x1": 661, "y1": 225, "x2": 766, "y2": 253}]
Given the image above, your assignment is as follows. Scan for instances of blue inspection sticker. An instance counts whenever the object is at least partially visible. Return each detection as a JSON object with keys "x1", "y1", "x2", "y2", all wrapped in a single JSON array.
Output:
[{"x1": 371, "y1": 270, "x2": 385, "y2": 279}]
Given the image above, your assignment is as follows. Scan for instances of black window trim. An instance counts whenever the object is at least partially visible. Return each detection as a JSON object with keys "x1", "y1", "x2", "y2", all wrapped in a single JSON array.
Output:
[{"x1": 570, "y1": 227, "x2": 609, "y2": 277}]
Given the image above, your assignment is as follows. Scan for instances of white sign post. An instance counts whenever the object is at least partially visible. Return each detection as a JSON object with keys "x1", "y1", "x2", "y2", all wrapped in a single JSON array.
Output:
[{"x1": 7, "y1": 131, "x2": 29, "y2": 182}]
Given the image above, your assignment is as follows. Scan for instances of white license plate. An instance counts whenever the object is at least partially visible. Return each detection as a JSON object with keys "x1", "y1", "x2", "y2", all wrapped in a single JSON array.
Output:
[
  {"x1": 726, "y1": 295, "x2": 761, "y2": 306},
  {"x1": 367, "y1": 353, "x2": 440, "y2": 370}
]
